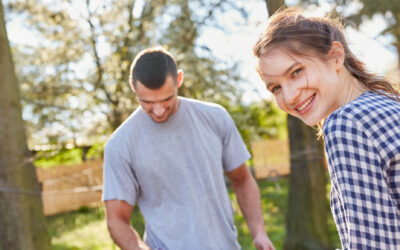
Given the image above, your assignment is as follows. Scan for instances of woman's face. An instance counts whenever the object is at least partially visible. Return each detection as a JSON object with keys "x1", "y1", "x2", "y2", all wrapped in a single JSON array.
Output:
[{"x1": 257, "y1": 48, "x2": 342, "y2": 126}]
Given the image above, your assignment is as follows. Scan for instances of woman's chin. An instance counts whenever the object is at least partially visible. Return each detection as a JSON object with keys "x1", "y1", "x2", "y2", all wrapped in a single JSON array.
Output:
[{"x1": 298, "y1": 116, "x2": 319, "y2": 127}]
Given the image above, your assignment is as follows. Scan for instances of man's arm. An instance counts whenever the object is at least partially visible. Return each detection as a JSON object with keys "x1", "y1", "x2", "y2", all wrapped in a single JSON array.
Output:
[
  {"x1": 226, "y1": 164, "x2": 275, "y2": 250},
  {"x1": 105, "y1": 200, "x2": 150, "y2": 250}
]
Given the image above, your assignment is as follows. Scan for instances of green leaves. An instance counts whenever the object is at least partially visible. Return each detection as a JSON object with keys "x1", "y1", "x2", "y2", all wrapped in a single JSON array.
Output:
[{"x1": 10, "y1": 0, "x2": 284, "y2": 149}]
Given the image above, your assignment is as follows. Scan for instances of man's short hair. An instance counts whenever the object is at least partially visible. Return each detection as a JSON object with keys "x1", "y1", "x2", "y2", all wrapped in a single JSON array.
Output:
[{"x1": 129, "y1": 47, "x2": 178, "y2": 89}]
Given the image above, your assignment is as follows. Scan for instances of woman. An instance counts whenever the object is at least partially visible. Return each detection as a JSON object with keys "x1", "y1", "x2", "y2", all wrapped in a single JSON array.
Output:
[{"x1": 253, "y1": 8, "x2": 400, "y2": 249}]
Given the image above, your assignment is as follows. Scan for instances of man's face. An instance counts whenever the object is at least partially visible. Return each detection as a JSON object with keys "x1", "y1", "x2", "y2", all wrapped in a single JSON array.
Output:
[{"x1": 134, "y1": 73, "x2": 182, "y2": 123}]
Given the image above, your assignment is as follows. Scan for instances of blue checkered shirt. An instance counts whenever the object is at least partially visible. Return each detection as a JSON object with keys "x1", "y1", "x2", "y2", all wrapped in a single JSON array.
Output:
[{"x1": 323, "y1": 91, "x2": 400, "y2": 249}]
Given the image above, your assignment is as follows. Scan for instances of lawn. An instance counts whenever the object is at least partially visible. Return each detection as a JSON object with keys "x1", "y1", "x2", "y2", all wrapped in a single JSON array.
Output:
[{"x1": 47, "y1": 177, "x2": 340, "y2": 249}]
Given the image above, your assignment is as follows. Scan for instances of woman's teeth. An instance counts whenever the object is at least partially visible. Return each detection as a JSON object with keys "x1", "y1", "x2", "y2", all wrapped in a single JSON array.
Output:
[{"x1": 297, "y1": 95, "x2": 314, "y2": 111}]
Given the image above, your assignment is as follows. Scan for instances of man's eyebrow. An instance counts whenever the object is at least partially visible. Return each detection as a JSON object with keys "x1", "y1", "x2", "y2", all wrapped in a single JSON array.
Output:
[{"x1": 139, "y1": 94, "x2": 174, "y2": 103}]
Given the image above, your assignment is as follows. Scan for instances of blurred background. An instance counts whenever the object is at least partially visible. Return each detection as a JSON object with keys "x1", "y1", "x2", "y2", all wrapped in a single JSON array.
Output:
[{"x1": 1, "y1": 0, "x2": 399, "y2": 249}]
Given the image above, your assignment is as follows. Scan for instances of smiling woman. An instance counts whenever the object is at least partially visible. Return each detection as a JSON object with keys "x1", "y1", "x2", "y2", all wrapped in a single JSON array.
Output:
[
  {"x1": 253, "y1": 7, "x2": 400, "y2": 250},
  {"x1": 256, "y1": 47, "x2": 346, "y2": 126}
]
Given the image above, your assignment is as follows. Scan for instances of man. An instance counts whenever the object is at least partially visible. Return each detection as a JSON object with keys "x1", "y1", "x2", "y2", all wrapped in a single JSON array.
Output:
[{"x1": 102, "y1": 47, "x2": 275, "y2": 250}]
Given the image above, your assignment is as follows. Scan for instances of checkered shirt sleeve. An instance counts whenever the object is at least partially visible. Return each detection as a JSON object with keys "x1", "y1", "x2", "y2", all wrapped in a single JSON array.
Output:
[{"x1": 323, "y1": 92, "x2": 400, "y2": 250}]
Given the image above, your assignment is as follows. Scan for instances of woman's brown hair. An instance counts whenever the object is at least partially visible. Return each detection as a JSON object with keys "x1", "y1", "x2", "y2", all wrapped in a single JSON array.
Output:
[{"x1": 253, "y1": 7, "x2": 399, "y2": 101}]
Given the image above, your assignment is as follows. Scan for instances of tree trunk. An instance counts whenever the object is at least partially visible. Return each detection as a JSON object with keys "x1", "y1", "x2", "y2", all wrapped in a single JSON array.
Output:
[
  {"x1": 285, "y1": 116, "x2": 331, "y2": 250},
  {"x1": 264, "y1": 1, "x2": 332, "y2": 249},
  {"x1": 0, "y1": 1, "x2": 52, "y2": 249},
  {"x1": 266, "y1": 0, "x2": 285, "y2": 14}
]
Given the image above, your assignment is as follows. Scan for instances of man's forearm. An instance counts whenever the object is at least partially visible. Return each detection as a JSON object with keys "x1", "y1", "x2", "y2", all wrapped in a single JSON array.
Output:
[
  {"x1": 227, "y1": 165, "x2": 274, "y2": 249},
  {"x1": 108, "y1": 219, "x2": 149, "y2": 250},
  {"x1": 233, "y1": 176, "x2": 266, "y2": 238}
]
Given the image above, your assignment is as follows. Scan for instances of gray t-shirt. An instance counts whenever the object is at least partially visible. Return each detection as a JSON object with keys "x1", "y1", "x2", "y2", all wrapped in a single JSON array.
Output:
[{"x1": 102, "y1": 97, "x2": 250, "y2": 250}]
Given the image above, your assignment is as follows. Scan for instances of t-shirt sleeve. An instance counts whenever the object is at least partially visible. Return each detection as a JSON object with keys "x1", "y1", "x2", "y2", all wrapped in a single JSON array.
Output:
[
  {"x1": 219, "y1": 108, "x2": 251, "y2": 172},
  {"x1": 102, "y1": 136, "x2": 140, "y2": 206},
  {"x1": 324, "y1": 114, "x2": 400, "y2": 249}
]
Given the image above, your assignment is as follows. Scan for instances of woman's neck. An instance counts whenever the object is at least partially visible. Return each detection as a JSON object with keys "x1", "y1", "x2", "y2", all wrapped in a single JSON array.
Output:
[{"x1": 337, "y1": 69, "x2": 368, "y2": 108}]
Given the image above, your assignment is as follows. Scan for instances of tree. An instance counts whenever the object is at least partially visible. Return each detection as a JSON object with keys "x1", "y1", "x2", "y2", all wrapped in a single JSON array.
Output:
[
  {"x1": 264, "y1": 1, "x2": 332, "y2": 249},
  {"x1": 7, "y1": 0, "x2": 247, "y2": 146},
  {"x1": 297, "y1": 0, "x2": 400, "y2": 66},
  {"x1": 228, "y1": 100, "x2": 288, "y2": 150},
  {"x1": 0, "y1": 0, "x2": 51, "y2": 248}
]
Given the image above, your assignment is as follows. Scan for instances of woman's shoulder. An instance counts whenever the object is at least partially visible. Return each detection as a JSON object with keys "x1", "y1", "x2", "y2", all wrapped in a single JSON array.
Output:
[{"x1": 324, "y1": 91, "x2": 400, "y2": 135}]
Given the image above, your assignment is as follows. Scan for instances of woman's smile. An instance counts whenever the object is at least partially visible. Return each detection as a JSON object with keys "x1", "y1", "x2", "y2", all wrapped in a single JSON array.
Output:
[{"x1": 295, "y1": 93, "x2": 316, "y2": 114}]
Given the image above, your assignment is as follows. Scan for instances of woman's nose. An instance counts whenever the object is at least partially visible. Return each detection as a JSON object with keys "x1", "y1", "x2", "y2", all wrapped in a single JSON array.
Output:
[{"x1": 282, "y1": 85, "x2": 300, "y2": 106}]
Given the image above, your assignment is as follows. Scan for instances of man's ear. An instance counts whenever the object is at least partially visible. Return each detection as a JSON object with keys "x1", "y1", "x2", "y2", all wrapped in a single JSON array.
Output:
[
  {"x1": 177, "y1": 69, "x2": 184, "y2": 88},
  {"x1": 129, "y1": 78, "x2": 136, "y2": 93},
  {"x1": 328, "y1": 41, "x2": 345, "y2": 72}
]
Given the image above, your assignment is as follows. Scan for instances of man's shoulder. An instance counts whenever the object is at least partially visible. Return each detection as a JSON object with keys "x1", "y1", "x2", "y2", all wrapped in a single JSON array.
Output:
[
  {"x1": 181, "y1": 97, "x2": 227, "y2": 114},
  {"x1": 180, "y1": 98, "x2": 235, "y2": 136}
]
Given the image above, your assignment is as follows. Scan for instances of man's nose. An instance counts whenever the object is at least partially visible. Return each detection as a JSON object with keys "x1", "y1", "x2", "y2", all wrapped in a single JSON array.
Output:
[{"x1": 153, "y1": 104, "x2": 166, "y2": 117}]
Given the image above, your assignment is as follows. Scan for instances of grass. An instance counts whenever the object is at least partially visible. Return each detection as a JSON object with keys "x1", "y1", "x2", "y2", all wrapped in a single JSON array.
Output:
[
  {"x1": 48, "y1": 177, "x2": 340, "y2": 249},
  {"x1": 47, "y1": 207, "x2": 111, "y2": 250}
]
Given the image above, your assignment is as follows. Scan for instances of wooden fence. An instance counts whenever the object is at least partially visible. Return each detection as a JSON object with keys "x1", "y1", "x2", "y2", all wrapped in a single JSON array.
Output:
[
  {"x1": 36, "y1": 160, "x2": 103, "y2": 216},
  {"x1": 251, "y1": 139, "x2": 290, "y2": 179},
  {"x1": 35, "y1": 140, "x2": 290, "y2": 215}
]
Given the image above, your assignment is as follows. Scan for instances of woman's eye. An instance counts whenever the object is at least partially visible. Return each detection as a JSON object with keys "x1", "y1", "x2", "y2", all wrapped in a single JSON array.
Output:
[
  {"x1": 292, "y1": 68, "x2": 302, "y2": 77},
  {"x1": 270, "y1": 85, "x2": 281, "y2": 94}
]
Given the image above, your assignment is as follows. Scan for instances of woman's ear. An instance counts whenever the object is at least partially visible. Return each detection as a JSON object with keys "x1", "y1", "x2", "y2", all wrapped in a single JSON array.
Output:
[{"x1": 329, "y1": 41, "x2": 345, "y2": 71}]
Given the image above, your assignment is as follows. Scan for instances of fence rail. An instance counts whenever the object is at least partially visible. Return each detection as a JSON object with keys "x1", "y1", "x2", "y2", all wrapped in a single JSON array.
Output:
[{"x1": 36, "y1": 160, "x2": 103, "y2": 216}]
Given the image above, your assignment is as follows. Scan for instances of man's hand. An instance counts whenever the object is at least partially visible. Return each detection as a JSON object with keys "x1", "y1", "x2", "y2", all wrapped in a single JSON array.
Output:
[
  {"x1": 253, "y1": 232, "x2": 275, "y2": 250},
  {"x1": 137, "y1": 240, "x2": 151, "y2": 250}
]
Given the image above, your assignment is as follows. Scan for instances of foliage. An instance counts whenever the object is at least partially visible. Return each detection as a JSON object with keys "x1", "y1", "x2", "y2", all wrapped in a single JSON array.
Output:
[
  {"x1": 338, "y1": 0, "x2": 400, "y2": 66},
  {"x1": 297, "y1": 0, "x2": 399, "y2": 30},
  {"x1": 227, "y1": 100, "x2": 288, "y2": 151},
  {"x1": 295, "y1": 0, "x2": 400, "y2": 63},
  {"x1": 6, "y1": 0, "x2": 288, "y2": 166},
  {"x1": 85, "y1": 141, "x2": 105, "y2": 160},
  {"x1": 33, "y1": 141, "x2": 106, "y2": 168},
  {"x1": 34, "y1": 148, "x2": 83, "y2": 168},
  {"x1": 6, "y1": 0, "x2": 249, "y2": 146}
]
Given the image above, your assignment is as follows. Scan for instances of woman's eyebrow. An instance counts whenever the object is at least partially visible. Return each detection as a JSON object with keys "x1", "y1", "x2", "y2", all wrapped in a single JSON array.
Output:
[
  {"x1": 264, "y1": 62, "x2": 300, "y2": 87},
  {"x1": 263, "y1": 62, "x2": 300, "y2": 78}
]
